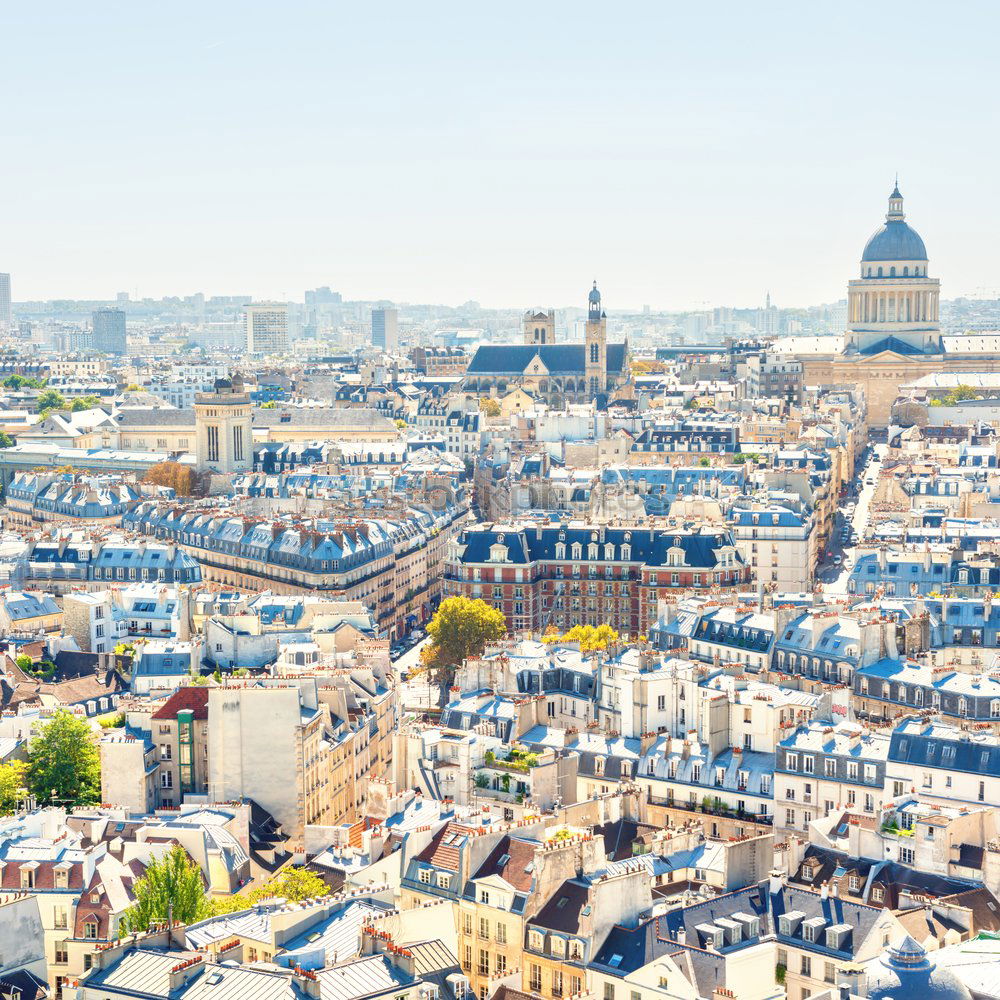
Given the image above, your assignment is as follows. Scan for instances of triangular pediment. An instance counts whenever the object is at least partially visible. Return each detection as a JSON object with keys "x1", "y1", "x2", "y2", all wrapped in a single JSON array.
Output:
[
  {"x1": 523, "y1": 354, "x2": 549, "y2": 376},
  {"x1": 862, "y1": 349, "x2": 917, "y2": 363}
]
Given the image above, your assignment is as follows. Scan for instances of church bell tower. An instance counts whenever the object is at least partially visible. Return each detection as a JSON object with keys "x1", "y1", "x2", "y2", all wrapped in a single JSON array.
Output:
[{"x1": 584, "y1": 281, "x2": 607, "y2": 396}]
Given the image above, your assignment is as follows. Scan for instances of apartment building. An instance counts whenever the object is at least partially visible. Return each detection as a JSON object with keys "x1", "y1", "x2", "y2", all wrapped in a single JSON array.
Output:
[
  {"x1": 445, "y1": 521, "x2": 751, "y2": 635},
  {"x1": 775, "y1": 721, "x2": 891, "y2": 839}
]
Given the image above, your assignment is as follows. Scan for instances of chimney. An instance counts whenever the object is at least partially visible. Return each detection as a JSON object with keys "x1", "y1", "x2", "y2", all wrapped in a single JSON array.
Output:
[
  {"x1": 293, "y1": 968, "x2": 323, "y2": 1000},
  {"x1": 768, "y1": 869, "x2": 783, "y2": 897}
]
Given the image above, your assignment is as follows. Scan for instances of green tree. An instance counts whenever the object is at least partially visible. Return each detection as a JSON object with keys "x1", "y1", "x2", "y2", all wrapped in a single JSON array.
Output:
[
  {"x1": 941, "y1": 385, "x2": 979, "y2": 406},
  {"x1": 698, "y1": 456, "x2": 711, "y2": 467},
  {"x1": 15, "y1": 654, "x2": 33, "y2": 671},
  {"x1": 70, "y1": 395, "x2": 103, "y2": 412},
  {"x1": 260, "y1": 400, "x2": 277, "y2": 409},
  {"x1": 36, "y1": 388, "x2": 66, "y2": 415},
  {"x1": 257, "y1": 867, "x2": 329, "y2": 903},
  {"x1": 479, "y1": 398, "x2": 501, "y2": 418},
  {"x1": 121, "y1": 845, "x2": 207, "y2": 933},
  {"x1": 424, "y1": 596, "x2": 507, "y2": 677},
  {"x1": 27, "y1": 710, "x2": 101, "y2": 807},
  {"x1": 0, "y1": 432, "x2": 13, "y2": 448},
  {"x1": 0, "y1": 759, "x2": 28, "y2": 814}
]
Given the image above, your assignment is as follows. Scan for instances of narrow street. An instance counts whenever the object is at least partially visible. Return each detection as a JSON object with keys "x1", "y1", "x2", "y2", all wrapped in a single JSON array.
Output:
[{"x1": 820, "y1": 442, "x2": 886, "y2": 595}]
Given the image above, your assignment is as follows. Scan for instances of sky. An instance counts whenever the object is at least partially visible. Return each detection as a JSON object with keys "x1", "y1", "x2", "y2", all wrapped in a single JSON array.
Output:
[{"x1": 3, "y1": 1, "x2": 1000, "y2": 311}]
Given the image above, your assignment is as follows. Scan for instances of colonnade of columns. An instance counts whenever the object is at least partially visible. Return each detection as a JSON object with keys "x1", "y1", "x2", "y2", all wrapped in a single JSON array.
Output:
[{"x1": 848, "y1": 288, "x2": 939, "y2": 324}]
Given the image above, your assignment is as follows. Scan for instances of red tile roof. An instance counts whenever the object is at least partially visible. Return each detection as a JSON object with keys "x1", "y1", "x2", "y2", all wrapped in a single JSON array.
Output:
[{"x1": 151, "y1": 686, "x2": 209, "y2": 721}]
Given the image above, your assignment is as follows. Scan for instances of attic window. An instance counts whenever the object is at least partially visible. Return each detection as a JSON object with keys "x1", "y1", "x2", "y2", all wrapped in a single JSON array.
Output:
[
  {"x1": 497, "y1": 854, "x2": 510, "y2": 867},
  {"x1": 608, "y1": 954, "x2": 623, "y2": 968}
]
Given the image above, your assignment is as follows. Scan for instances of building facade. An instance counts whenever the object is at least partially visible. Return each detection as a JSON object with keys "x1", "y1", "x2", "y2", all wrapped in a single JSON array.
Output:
[
  {"x1": 92, "y1": 307, "x2": 127, "y2": 355},
  {"x1": 244, "y1": 302, "x2": 289, "y2": 354}
]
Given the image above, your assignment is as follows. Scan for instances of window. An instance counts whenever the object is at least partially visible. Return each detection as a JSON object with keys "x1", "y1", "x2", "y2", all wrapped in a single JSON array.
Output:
[
  {"x1": 604, "y1": 985, "x2": 615, "y2": 1000},
  {"x1": 480, "y1": 917, "x2": 490, "y2": 940},
  {"x1": 478, "y1": 949, "x2": 489, "y2": 976},
  {"x1": 496, "y1": 922, "x2": 507, "y2": 945},
  {"x1": 801, "y1": 955, "x2": 812, "y2": 977},
  {"x1": 463, "y1": 913, "x2": 472, "y2": 935},
  {"x1": 418, "y1": 868, "x2": 431, "y2": 885},
  {"x1": 83, "y1": 919, "x2": 99, "y2": 939},
  {"x1": 55, "y1": 942, "x2": 68, "y2": 964},
  {"x1": 900, "y1": 846, "x2": 914, "y2": 865},
  {"x1": 530, "y1": 965, "x2": 542, "y2": 992}
]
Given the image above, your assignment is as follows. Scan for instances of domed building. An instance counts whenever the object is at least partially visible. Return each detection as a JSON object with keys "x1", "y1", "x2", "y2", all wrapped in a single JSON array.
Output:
[
  {"x1": 861, "y1": 936, "x2": 972, "y2": 1000},
  {"x1": 774, "y1": 181, "x2": 1000, "y2": 426},
  {"x1": 846, "y1": 185, "x2": 942, "y2": 355}
]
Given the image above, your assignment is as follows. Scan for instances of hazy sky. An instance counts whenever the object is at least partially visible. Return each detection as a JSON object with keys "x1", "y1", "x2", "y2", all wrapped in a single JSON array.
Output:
[{"x1": 4, "y1": 1, "x2": 999, "y2": 310}]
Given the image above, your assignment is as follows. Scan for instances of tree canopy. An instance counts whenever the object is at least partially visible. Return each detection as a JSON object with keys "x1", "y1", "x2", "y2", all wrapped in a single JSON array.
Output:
[
  {"x1": 479, "y1": 398, "x2": 501, "y2": 417},
  {"x1": 122, "y1": 845, "x2": 207, "y2": 933},
  {"x1": 0, "y1": 759, "x2": 28, "y2": 814},
  {"x1": 70, "y1": 395, "x2": 103, "y2": 411},
  {"x1": 27, "y1": 710, "x2": 101, "y2": 807},
  {"x1": 36, "y1": 388, "x2": 66, "y2": 417},
  {"x1": 542, "y1": 623, "x2": 620, "y2": 652},
  {"x1": 143, "y1": 461, "x2": 199, "y2": 497},
  {"x1": 3, "y1": 374, "x2": 46, "y2": 390},
  {"x1": 423, "y1": 596, "x2": 507, "y2": 676}
]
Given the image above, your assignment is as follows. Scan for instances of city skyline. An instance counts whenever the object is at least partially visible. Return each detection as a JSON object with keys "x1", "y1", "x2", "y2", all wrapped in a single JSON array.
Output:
[{"x1": 4, "y1": 2, "x2": 1000, "y2": 309}]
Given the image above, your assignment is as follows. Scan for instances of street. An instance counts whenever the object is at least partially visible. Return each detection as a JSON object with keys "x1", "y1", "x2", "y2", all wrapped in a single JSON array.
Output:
[{"x1": 819, "y1": 443, "x2": 886, "y2": 595}]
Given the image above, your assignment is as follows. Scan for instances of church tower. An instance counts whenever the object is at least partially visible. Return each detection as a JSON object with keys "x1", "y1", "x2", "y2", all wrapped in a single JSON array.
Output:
[
  {"x1": 194, "y1": 374, "x2": 253, "y2": 474},
  {"x1": 523, "y1": 309, "x2": 555, "y2": 346},
  {"x1": 585, "y1": 281, "x2": 607, "y2": 396}
]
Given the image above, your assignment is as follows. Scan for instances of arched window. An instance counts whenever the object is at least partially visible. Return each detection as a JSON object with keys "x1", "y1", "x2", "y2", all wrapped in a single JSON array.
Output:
[
  {"x1": 890, "y1": 267, "x2": 896, "y2": 277},
  {"x1": 903, "y1": 267, "x2": 909, "y2": 276},
  {"x1": 958, "y1": 697, "x2": 968, "y2": 717},
  {"x1": 877, "y1": 267, "x2": 883, "y2": 277}
]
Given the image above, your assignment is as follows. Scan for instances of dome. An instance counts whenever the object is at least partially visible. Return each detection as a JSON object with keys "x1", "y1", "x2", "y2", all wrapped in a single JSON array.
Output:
[
  {"x1": 589, "y1": 281, "x2": 601, "y2": 304},
  {"x1": 862, "y1": 221, "x2": 927, "y2": 262},
  {"x1": 861, "y1": 185, "x2": 928, "y2": 262},
  {"x1": 865, "y1": 937, "x2": 971, "y2": 1000}
]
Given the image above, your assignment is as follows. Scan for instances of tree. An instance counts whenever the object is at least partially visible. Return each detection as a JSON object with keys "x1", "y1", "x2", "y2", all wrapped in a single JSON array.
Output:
[
  {"x1": 0, "y1": 432, "x2": 12, "y2": 448},
  {"x1": 424, "y1": 597, "x2": 507, "y2": 677},
  {"x1": 698, "y1": 456, "x2": 711, "y2": 467},
  {"x1": 27, "y1": 710, "x2": 101, "y2": 807},
  {"x1": 257, "y1": 867, "x2": 329, "y2": 903},
  {"x1": 394, "y1": 418, "x2": 407, "y2": 430},
  {"x1": 560, "y1": 624, "x2": 620, "y2": 653},
  {"x1": 36, "y1": 388, "x2": 66, "y2": 415},
  {"x1": 15, "y1": 654, "x2": 33, "y2": 671},
  {"x1": 479, "y1": 398, "x2": 501, "y2": 418},
  {"x1": 941, "y1": 385, "x2": 979, "y2": 406},
  {"x1": 70, "y1": 395, "x2": 102, "y2": 412},
  {"x1": 0, "y1": 759, "x2": 28, "y2": 814},
  {"x1": 143, "y1": 461, "x2": 197, "y2": 497},
  {"x1": 121, "y1": 845, "x2": 207, "y2": 934}
]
